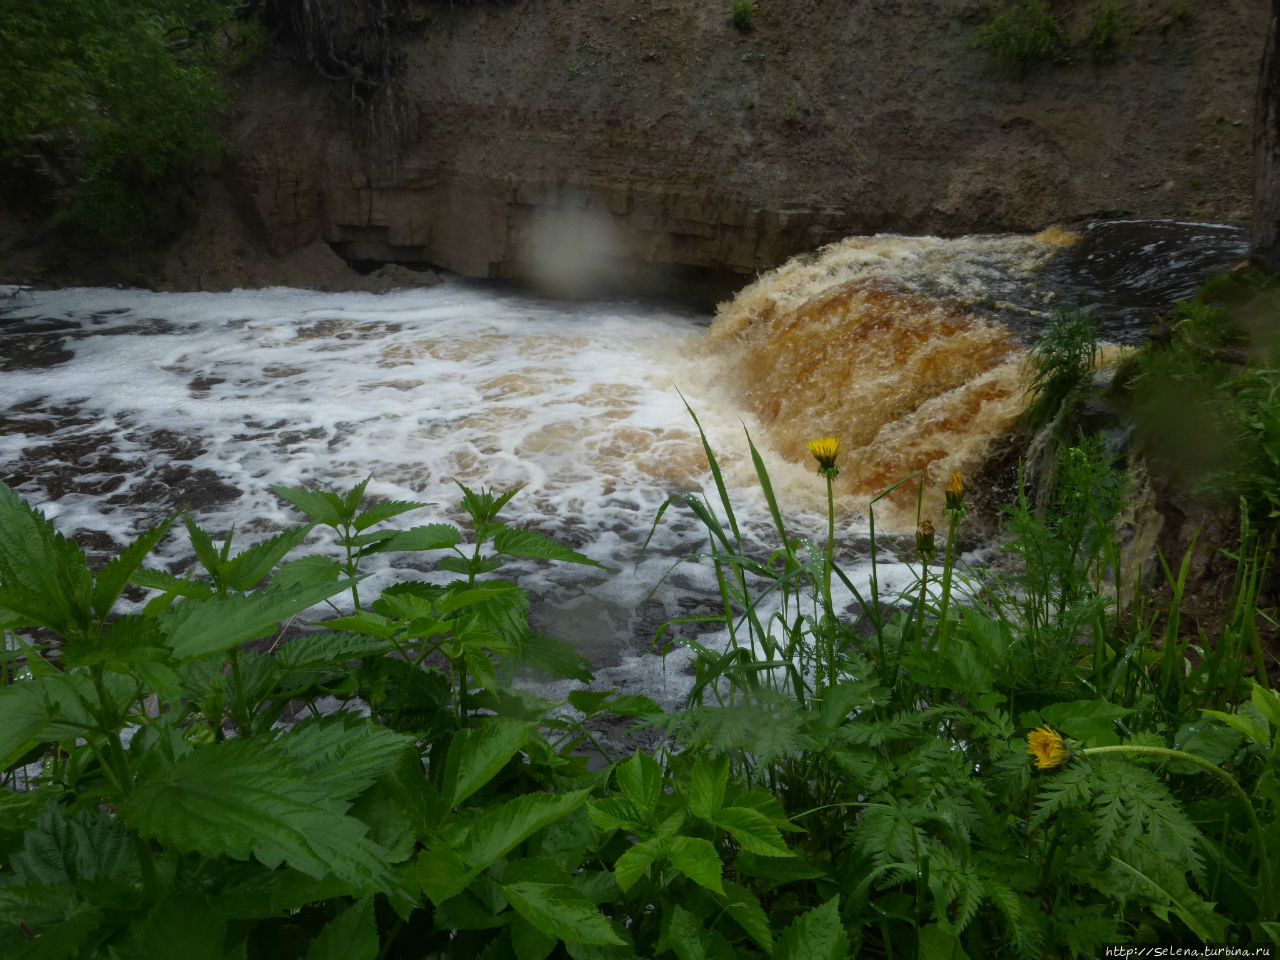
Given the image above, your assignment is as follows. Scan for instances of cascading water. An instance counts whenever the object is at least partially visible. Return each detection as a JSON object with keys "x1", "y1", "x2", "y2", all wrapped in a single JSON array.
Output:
[{"x1": 0, "y1": 220, "x2": 1250, "y2": 705}]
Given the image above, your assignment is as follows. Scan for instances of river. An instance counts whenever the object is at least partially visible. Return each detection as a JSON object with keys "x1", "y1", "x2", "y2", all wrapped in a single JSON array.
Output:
[{"x1": 0, "y1": 221, "x2": 1249, "y2": 706}]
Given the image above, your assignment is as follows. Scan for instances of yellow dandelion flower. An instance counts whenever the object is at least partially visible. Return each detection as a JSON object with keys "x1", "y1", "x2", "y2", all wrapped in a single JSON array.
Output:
[
  {"x1": 807, "y1": 437, "x2": 841, "y2": 479},
  {"x1": 944, "y1": 471, "x2": 965, "y2": 513},
  {"x1": 1027, "y1": 725, "x2": 1070, "y2": 770}
]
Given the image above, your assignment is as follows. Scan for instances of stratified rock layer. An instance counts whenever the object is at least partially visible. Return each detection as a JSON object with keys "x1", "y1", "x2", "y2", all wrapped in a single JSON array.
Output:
[{"x1": 218, "y1": 0, "x2": 1263, "y2": 291}]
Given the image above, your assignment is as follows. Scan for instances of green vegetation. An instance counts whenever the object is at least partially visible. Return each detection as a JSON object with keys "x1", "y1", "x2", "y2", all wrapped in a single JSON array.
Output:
[
  {"x1": 1022, "y1": 305, "x2": 1100, "y2": 429},
  {"x1": 970, "y1": 0, "x2": 1070, "y2": 70},
  {"x1": 1129, "y1": 268, "x2": 1280, "y2": 527},
  {"x1": 2, "y1": 372, "x2": 1277, "y2": 955},
  {"x1": 731, "y1": 0, "x2": 756, "y2": 31},
  {"x1": 971, "y1": 0, "x2": 1149, "y2": 71},
  {"x1": 1085, "y1": 0, "x2": 1139, "y2": 62},
  {"x1": 0, "y1": 0, "x2": 250, "y2": 235}
]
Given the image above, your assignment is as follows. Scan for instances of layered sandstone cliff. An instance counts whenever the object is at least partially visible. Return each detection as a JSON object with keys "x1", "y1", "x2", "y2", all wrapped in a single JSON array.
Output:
[{"x1": 1, "y1": 0, "x2": 1268, "y2": 293}]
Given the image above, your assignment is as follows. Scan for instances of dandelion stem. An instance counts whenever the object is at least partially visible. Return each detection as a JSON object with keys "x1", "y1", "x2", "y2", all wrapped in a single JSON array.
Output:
[
  {"x1": 935, "y1": 510, "x2": 961, "y2": 656},
  {"x1": 824, "y1": 473, "x2": 837, "y2": 687}
]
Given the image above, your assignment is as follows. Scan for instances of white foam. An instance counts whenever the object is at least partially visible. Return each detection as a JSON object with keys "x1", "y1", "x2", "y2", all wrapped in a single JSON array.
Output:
[{"x1": 1, "y1": 282, "x2": 851, "y2": 707}]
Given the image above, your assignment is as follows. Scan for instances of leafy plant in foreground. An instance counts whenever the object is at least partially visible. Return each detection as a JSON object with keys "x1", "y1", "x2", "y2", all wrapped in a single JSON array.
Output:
[
  {"x1": 0, "y1": 477, "x2": 630, "y2": 957},
  {"x1": 648, "y1": 413, "x2": 1279, "y2": 953},
  {"x1": 3, "y1": 419, "x2": 1277, "y2": 956}
]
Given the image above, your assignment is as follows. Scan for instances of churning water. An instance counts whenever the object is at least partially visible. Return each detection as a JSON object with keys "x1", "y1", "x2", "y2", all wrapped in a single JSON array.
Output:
[{"x1": 0, "y1": 221, "x2": 1249, "y2": 705}]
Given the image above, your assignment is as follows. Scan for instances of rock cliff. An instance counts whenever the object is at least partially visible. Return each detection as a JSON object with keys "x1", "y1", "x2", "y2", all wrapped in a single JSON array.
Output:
[{"x1": 2, "y1": 0, "x2": 1269, "y2": 294}]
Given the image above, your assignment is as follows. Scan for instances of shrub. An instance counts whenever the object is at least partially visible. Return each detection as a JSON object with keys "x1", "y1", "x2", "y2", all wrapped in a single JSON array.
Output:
[
  {"x1": 1022, "y1": 305, "x2": 1100, "y2": 429},
  {"x1": 1087, "y1": 0, "x2": 1139, "y2": 62},
  {"x1": 971, "y1": 0, "x2": 1070, "y2": 70},
  {"x1": 0, "y1": 0, "x2": 239, "y2": 235},
  {"x1": 730, "y1": 0, "x2": 755, "y2": 31}
]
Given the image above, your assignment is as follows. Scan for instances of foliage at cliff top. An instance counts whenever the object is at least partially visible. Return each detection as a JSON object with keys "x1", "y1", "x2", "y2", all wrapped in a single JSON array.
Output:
[{"x1": 0, "y1": 0, "x2": 248, "y2": 234}]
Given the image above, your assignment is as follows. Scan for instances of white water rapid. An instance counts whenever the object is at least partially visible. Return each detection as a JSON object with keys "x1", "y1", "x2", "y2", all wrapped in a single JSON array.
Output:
[{"x1": 0, "y1": 223, "x2": 1249, "y2": 705}]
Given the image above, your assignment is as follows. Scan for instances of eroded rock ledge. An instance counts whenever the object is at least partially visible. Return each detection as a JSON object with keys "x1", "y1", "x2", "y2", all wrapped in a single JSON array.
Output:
[{"x1": 0, "y1": 0, "x2": 1267, "y2": 295}]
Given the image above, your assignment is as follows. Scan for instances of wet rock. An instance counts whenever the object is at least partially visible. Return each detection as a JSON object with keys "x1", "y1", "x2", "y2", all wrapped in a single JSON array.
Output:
[{"x1": 0, "y1": 333, "x2": 73, "y2": 370}]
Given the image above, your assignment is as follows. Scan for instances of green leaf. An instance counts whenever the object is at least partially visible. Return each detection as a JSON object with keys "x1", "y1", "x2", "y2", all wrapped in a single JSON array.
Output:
[
  {"x1": 121, "y1": 738, "x2": 396, "y2": 891},
  {"x1": 9, "y1": 634, "x2": 59, "y2": 678},
  {"x1": 276, "y1": 630, "x2": 399, "y2": 668},
  {"x1": 456, "y1": 482, "x2": 523, "y2": 529},
  {"x1": 1109, "y1": 852, "x2": 1228, "y2": 944},
  {"x1": 0, "y1": 677, "x2": 84, "y2": 769},
  {"x1": 688, "y1": 754, "x2": 728, "y2": 820},
  {"x1": 613, "y1": 837, "x2": 665, "y2": 892},
  {"x1": 184, "y1": 513, "x2": 227, "y2": 582},
  {"x1": 0, "y1": 481, "x2": 92, "y2": 638},
  {"x1": 1202, "y1": 703, "x2": 1272, "y2": 747},
  {"x1": 465, "y1": 646, "x2": 500, "y2": 693},
  {"x1": 320, "y1": 609, "x2": 398, "y2": 640},
  {"x1": 667, "y1": 836, "x2": 724, "y2": 895},
  {"x1": 416, "y1": 847, "x2": 476, "y2": 905},
  {"x1": 271, "y1": 554, "x2": 343, "y2": 592},
  {"x1": 720, "y1": 881, "x2": 772, "y2": 954},
  {"x1": 128, "y1": 566, "x2": 215, "y2": 600},
  {"x1": 772, "y1": 897, "x2": 848, "y2": 960},
  {"x1": 91, "y1": 515, "x2": 174, "y2": 619},
  {"x1": 450, "y1": 790, "x2": 592, "y2": 871},
  {"x1": 0, "y1": 904, "x2": 105, "y2": 960},
  {"x1": 7, "y1": 807, "x2": 139, "y2": 891},
  {"x1": 304, "y1": 897, "x2": 378, "y2": 960},
  {"x1": 605, "y1": 694, "x2": 663, "y2": 718},
  {"x1": 511, "y1": 914, "x2": 559, "y2": 960},
  {"x1": 223, "y1": 523, "x2": 316, "y2": 590},
  {"x1": 917, "y1": 921, "x2": 970, "y2": 960},
  {"x1": 353, "y1": 499, "x2": 432, "y2": 532},
  {"x1": 159, "y1": 579, "x2": 355, "y2": 660},
  {"x1": 710, "y1": 806, "x2": 793, "y2": 858},
  {"x1": 122, "y1": 892, "x2": 227, "y2": 960},
  {"x1": 443, "y1": 719, "x2": 531, "y2": 808},
  {"x1": 342, "y1": 476, "x2": 373, "y2": 518},
  {"x1": 1251, "y1": 681, "x2": 1280, "y2": 730},
  {"x1": 274, "y1": 715, "x2": 417, "y2": 801},
  {"x1": 1040, "y1": 699, "x2": 1132, "y2": 745},
  {"x1": 492, "y1": 527, "x2": 606, "y2": 568},
  {"x1": 380, "y1": 524, "x2": 463, "y2": 553},
  {"x1": 662, "y1": 904, "x2": 734, "y2": 960},
  {"x1": 502, "y1": 880, "x2": 625, "y2": 946},
  {"x1": 520, "y1": 631, "x2": 594, "y2": 683},
  {"x1": 273, "y1": 485, "x2": 347, "y2": 526},
  {"x1": 615, "y1": 751, "x2": 663, "y2": 820},
  {"x1": 439, "y1": 580, "x2": 527, "y2": 617},
  {"x1": 733, "y1": 852, "x2": 826, "y2": 882}
]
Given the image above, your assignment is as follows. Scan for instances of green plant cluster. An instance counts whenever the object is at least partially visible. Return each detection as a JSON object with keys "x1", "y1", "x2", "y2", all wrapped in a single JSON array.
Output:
[
  {"x1": 1, "y1": 408, "x2": 1277, "y2": 956},
  {"x1": 1021, "y1": 305, "x2": 1100, "y2": 430},
  {"x1": 0, "y1": 0, "x2": 251, "y2": 235},
  {"x1": 1129, "y1": 268, "x2": 1280, "y2": 526},
  {"x1": 971, "y1": 0, "x2": 1145, "y2": 71}
]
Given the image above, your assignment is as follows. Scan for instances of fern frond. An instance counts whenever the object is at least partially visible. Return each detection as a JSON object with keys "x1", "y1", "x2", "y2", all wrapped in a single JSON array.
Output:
[{"x1": 986, "y1": 879, "x2": 1046, "y2": 959}]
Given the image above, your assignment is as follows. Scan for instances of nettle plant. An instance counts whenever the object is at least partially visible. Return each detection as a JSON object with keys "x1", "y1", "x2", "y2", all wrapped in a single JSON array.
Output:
[{"x1": 0, "y1": 477, "x2": 842, "y2": 959}]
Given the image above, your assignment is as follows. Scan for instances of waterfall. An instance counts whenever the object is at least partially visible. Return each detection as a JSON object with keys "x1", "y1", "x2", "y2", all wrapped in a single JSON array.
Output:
[{"x1": 0, "y1": 221, "x2": 1249, "y2": 704}]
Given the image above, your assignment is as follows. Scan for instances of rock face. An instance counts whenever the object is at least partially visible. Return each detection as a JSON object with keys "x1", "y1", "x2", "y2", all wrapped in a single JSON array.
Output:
[
  {"x1": 1253, "y1": 0, "x2": 1280, "y2": 269},
  {"x1": 1, "y1": 0, "x2": 1269, "y2": 292}
]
